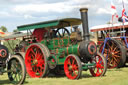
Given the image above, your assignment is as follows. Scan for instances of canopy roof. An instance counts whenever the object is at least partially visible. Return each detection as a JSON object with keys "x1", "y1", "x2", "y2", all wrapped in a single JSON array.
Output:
[
  {"x1": 0, "y1": 32, "x2": 31, "y2": 40},
  {"x1": 90, "y1": 22, "x2": 128, "y2": 32},
  {"x1": 17, "y1": 18, "x2": 82, "y2": 31}
]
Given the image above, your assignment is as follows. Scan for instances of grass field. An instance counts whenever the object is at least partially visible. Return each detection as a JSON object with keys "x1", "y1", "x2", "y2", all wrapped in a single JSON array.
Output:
[{"x1": 0, "y1": 66, "x2": 128, "y2": 85}]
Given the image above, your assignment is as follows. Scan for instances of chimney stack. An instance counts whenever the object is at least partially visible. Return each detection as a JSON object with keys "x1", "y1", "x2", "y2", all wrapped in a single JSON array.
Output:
[{"x1": 80, "y1": 8, "x2": 90, "y2": 41}]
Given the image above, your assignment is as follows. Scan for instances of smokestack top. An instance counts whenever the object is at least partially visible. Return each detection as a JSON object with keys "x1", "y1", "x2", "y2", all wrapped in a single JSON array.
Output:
[{"x1": 80, "y1": 8, "x2": 88, "y2": 12}]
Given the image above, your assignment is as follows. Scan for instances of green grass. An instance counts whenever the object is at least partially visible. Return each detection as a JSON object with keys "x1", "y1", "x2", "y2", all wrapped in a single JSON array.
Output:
[{"x1": 0, "y1": 67, "x2": 128, "y2": 85}]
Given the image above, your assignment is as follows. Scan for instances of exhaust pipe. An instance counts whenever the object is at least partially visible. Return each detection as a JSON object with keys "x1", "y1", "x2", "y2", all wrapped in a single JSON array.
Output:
[
  {"x1": 80, "y1": 8, "x2": 90, "y2": 41},
  {"x1": 79, "y1": 8, "x2": 97, "y2": 60}
]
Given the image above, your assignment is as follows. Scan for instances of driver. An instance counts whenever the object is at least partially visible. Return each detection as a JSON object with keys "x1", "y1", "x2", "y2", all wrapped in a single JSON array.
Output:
[
  {"x1": 14, "y1": 44, "x2": 20, "y2": 52},
  {"x1": 73, "y1": 26, "x2": 82, "y2": 41},
  {"x1": 50, "y1": 29, "x2": 57, "y2": 38}
]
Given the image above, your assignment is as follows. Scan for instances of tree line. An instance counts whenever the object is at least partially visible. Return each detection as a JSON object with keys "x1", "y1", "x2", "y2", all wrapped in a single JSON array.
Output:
[
  {"x1": 0, "y1": 26, "x2": 18, "y2": 32},
  {"x1": 0, "y1": 26, "x2": 19, "y2": 53},
  {"x1": 0, "y1": 26, "x2": 8, "y2": 32}
]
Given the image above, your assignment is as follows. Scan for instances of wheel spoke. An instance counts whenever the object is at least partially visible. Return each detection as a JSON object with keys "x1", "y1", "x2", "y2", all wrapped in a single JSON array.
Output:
[
  {"x1": 37, "y1": 59, "x2": 44, "y2": 67},
  {"x1": 73, "y1": 65, "x2": 78, "y2": 70},
  {"x1": 58, "y1": 31, "x2": 61, "y2": 37},
  {"x1": 8, "y1": 72, "x2": 13, "y2": 78},
  {"x1": 114, "y1": 55, "x2": 121, "y2": 58},
  {"x1": 114, "y1": 51, "x2": 120, "y2": 54},
  {"x1": 35, "y1": 67, "x2": 39, "y2": 72},
  {"x1": 73, "y1": 70, "x2": 78, "y2": 76},
  {"x1": 111, "y1": 41, "x2": 115, "y2": 51},
  {"x1": 68, "y1": 59, "x2": 72, "y2": 65},
  {"x1": 104, "y1": 48, "x2": 108, "y2": 54},
  {"x1": 63, "y1": 29, "x2": 66, "y2": 37},
  {"x1": 113, "y1": 46, "x2": 118, "y2": 52},
  {"x1": 113, "y1": 57, "x2": 118, "y2": 63},
  {"x1": 110, "y1": 58, "x2": 114, "y2": 65},
  {"x1": 31, "y1": 54, "x2": 35, "y2": 59},
  {"x1": 96, "y1": 68, "x2": 100, "y2": 74},
  {"x1": 107, "y1": 57, "x2": 110, "y2": 61},
  {"x1": 36, "y1": 53, "x2": 42, "y2": 60},
  {"x1": 72, "y1": 59, "x2": 75, "y2": 65},
  {"x1": 30, "y1": 48, "x2": 36, "y2": 55},
  {"x1": 27, "y1": 57, "x2": 34, "y2": 62},
  {"x1": 98, "y1": 64, "x2": 104, "y2": 69},
  {"x1": 106, "y1": 42, "x2": 111, "y2": 48},
  {"x1": 112, "y1": 60, "x2": 117, "y2": 67}
]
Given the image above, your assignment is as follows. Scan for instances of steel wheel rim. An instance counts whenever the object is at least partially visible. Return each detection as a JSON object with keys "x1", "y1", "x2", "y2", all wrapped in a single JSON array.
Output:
[
  {"x1": 56, "y1": 28, "x2": 70, "y2": 38},
  {"x1": 64, "y1": 56, "x2": 79, "y2": 79},
  {"x1": 0, "y1": 49, "x2": 7, "y2": 58},
  {"x1": 100, "y1": 41, "x2": 121, "y2": 68},
  {"x1": 25, "y1": 45, "x2": 45, "y2": 78},
  {"x1": 8, "y1": 59, "x2": 23, "y2": 84},
  {"x1": 90, "y1": 55, "x2": 104, "y2": 77}
]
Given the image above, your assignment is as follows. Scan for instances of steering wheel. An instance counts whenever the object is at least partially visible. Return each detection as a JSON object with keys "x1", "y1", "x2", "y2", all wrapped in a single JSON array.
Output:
[{"x1": 56, "y1": 28, "x2": 70, "y2": 38}]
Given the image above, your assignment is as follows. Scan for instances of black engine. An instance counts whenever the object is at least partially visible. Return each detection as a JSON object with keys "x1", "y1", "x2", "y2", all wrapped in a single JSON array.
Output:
[
  {"x1": 79, "y1": 40, "x2": 97, "y2": 59},
  {"x1": 79, "y1": 8, "x2": 97, "y2": 60}
]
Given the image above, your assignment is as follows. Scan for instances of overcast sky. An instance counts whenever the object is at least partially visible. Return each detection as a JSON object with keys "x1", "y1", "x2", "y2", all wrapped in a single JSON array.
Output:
[{"x1": 0, "y1": 0, "x2": 128, "y2": 32}]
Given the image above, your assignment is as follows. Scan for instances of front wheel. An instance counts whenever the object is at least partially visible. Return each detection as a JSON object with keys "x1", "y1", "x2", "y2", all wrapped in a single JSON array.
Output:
[
  {"x1": 64, "y1": 54, "x2": 82, "y2": 79},
  {"x1": 90, "y1": 52, "x2": 107, "y2": 77},
  {"x1": 7, "y1": 55, "x2": 26, "y2": 84}
]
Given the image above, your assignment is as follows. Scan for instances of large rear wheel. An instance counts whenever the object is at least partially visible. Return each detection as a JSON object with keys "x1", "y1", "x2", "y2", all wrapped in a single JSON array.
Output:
[
  {"x1": 99, "y1": 39, "x2": 126, "y2": 68},
  {"x1": 25, "y1": 43, "x2": 49, "y2": 78}
]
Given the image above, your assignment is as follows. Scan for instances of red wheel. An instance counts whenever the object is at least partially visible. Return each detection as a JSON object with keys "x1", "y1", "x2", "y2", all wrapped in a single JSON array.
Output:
[
  {"x1": 99, "y1": 39, "x2": 126, "y2": 68},
  {"x1": 90, "y1": 52, "x2": 107, "y2": 77},
  {"x1": 25, "y1": 43, "x2": 49, "y2": 78},
  {"x1": 64, "y1": 54, "x2": 82, "y2": 79},
  {"x1": 0, "y1": 44, "x2": 9, "y2": 61},
  {"x1": 0, "y1": 49, "x2": 7, "y2": 58}
]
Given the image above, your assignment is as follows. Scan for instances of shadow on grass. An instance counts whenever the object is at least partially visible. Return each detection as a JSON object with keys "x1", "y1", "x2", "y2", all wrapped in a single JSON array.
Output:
[
  {"x1": 0, "y1": 80, "x2": 10, "y2": 85},
  {"x1": 45, "y1": 73, "x2": 102, "y2": 79},
  {"x1": 107, "y1": 64, "x2": 128, "y2": 71},
  {"x1": 0, "y1": 80, "x2": 29, "y2": 85},
  {"x1": 82, "y1": 74, "x2": 92, "y2": 78},
  {"x1": 47, "y1": 73, "x2": 66, "y2": 78},
  {"x1": 107, "y1": 68, "x2": 123, "y2": 71},
  {"x1": 123, "y1": 64, "x2": 128, "y2": 67},
  {"x1": 45, "y1": 73, "x2": 94, "y2": 79},
  {"x1": 82, "y1": 73, "x2": 107, "y2": 79}
]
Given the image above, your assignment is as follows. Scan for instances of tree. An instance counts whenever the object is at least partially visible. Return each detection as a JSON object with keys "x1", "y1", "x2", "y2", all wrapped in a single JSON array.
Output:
[
  {"x1": 13, "y1": 29, "x2": 18, "y2": 32},
  {"x1": 0, "y1": 26, "x2": 8, "y2": 32}
]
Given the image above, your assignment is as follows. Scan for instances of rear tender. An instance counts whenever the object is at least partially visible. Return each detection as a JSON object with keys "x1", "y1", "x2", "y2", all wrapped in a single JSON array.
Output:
[{"x1": 18, "y1": 8, "x2": 107, "y2": 79}]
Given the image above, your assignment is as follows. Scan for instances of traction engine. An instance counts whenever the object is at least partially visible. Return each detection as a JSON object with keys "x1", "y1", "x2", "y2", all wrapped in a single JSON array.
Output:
[{"x1": 17, "y1": 8, "x2": 107, "y2": 79}]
